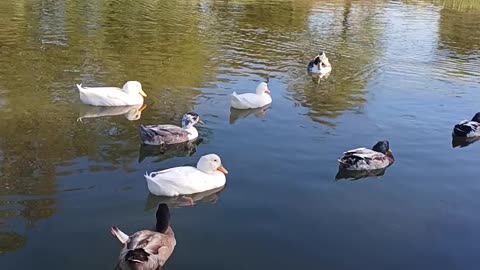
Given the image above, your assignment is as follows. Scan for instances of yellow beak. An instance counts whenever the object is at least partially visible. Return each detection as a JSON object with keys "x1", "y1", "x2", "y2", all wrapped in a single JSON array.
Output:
[
  {"x1": 139, "y1": 89, "x2": 147, "y2": 97},
  {"x1": 217, "y1": 165, "x2": 228, "y2": 175},
  {"x1": 198, "y1": 119, "x2": 205, "y2": 125}
]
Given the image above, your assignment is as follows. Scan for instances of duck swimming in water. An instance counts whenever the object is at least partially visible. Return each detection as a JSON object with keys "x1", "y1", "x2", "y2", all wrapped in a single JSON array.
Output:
[
  {"x1": 338, "y1": 141, "x2": 394, "y2": 171},
  {"x1": 231, "y1": 80, "x2": 272, "y2": 109},
  {"x1": 307, "y1": 51, "x2": 332, "y2": 74},
  {"x1": 145, "y1": 154, "x2": 228, "y2": 197},
  {"x1": 139, "y1": 112, "x2": 204, "y2": 146},
  {"x1": 111, "y1": 203, "x2": 176, "y2": 270},
  {"x1": 452, "y1": 112, "x2": 480, "y2": 138},
  {"x1": 76, "y1": 81, "x2": 147, "y2": 106}
]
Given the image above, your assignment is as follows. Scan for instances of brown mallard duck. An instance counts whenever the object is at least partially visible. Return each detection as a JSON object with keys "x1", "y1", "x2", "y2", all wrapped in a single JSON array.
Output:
[
  {"x1": 338, "y1": 141, "x2": 394, "y2": 171},
  {"x1": 111, "y1": 204, "x2": 176, "y2": 270}
]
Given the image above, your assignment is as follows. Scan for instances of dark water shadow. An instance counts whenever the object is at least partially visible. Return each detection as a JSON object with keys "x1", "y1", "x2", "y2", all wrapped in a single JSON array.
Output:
[
  {"x1": 144, "y1": 186, "x2": 225, "y2": 210},
  {"x1": 335, "y1": 167, "x2": 389, "y2": 181},
  {"x1": 138, "y1": 139, "x2": 204, "y2": 163},
  {"x1": 452, "y1": 136, "x2": 480, "y2": 148},
  {"x1": 0, "y1": 232, "x2": 27, "y2": 255},
  {"x1": 229, "y1": 105, "x2": 271, "y2": 125}
]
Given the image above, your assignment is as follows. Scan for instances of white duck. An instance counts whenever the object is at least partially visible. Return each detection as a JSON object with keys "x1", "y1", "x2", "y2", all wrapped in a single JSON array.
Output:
[
  {"x1": 145, "y1": 154, "x2": 228, "y2": 197},
  {"x1": 307, "y1": 51, "x2": 332, "y2": 74},
  {"x1": 76, "y1": 81, "x2": 147, "y2": 106},
  {"x1": 231, "y1": 80, "x2": 272, "y2": 109}
]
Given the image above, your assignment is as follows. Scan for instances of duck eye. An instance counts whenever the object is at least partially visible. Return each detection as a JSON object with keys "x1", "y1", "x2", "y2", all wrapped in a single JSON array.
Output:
[{"x1": 214, "y1": 159, "x2": 218, "y2": 162}]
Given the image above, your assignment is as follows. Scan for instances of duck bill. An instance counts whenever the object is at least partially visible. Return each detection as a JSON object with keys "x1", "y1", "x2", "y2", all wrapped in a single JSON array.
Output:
[
  {"x1": 217, "y1": 165, "x2": 228, "y2": 175},
  {"x1": 265, "y1": 89, "x2": 271, "y2": 95},
  {"x1": 138, "y1": 104, "x2": 147, "y2": 112},
  {"x1": 198, "y1": 119, "x2": 205, "y2": 125},
  {"x1": 139, "y1": 89, "x2": 148, "y2": 97},
  {"x1": 387, "y1": 149, "x2": 393, "y2": 155}
]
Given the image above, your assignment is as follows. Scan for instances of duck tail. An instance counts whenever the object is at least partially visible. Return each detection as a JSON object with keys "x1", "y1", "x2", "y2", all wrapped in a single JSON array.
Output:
[
  {"x1": 231, "y1": 92, "x2": 241, "y2": 102},
  {"x1": 144, "y1": 171, "x2": 159, "y2": 184},
  {"x1": 76, "y1": 84, "x2": 83, "y2": 92},
  {"x1": 111, "y1": 226, "x2": 129, "y2": 244}
]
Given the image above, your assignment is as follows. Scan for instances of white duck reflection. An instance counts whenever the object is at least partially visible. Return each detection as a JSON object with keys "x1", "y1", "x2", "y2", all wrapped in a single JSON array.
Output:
[
  {"x1": 77, "y1": 104, "x2": 147, "y2": 122},
  {"x1": 144, "y1": 186, "x2": 225, "y2": 210},
  {"x1": 229, "y1": 105, "x2": 271, "y2": 125}
]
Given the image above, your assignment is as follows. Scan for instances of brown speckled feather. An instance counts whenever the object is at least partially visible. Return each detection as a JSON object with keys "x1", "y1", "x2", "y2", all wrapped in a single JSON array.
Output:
[
  {"x1": 116, "y1": 227, "x2": 176, "y2": 270},
  {"x1": 140, "y1": 125, "x2": 190, "y2": 145}
]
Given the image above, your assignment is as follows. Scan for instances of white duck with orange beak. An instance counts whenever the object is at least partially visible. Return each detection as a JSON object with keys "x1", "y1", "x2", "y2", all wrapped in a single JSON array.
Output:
[
  {"x1": 231, "y1": 80, "x2": 272, "y2": 109},
  {"x1": 76, "y1": 81, "x2": 147, "y2": 106},
  {"x1": 144, "y1": 154, "x2": 228, "y2": 196}
]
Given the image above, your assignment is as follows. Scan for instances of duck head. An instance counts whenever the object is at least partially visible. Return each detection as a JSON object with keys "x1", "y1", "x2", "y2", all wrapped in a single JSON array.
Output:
[
  {"x1": 181, "y1": 112, "x2": 205, "y2": 128},
  {"x1": 255, "y1": 81, "x2": 271, "y2": 95},
  {"x1": 197, "y1": 154, "x2": 228, "y2": 175},
  {"x1": 319, "y1": 51, "x2": 330, "y2": 67},
  {"x1": 372, "y1": 140, "x2": 393, "y2": 156},
  {"x1": 123, "y1": 81, "x2": 147, "y2": 98},
  {"x1": 471, "y1": 112, "x2": 480, "y2": 122}
]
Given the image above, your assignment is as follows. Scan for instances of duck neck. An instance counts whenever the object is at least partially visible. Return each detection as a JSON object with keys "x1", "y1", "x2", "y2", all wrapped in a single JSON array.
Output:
[
  {"x1": 183, "y1": 125, "x2": 198, "y2": 140},
  {"x1": 155, "y1": 204, "x2": 170, "y2": 233}
]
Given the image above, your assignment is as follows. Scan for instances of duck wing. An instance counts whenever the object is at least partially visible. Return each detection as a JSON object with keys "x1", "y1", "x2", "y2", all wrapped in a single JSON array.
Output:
[
  {"x1": 231, "y1": 93, "x2": 266, "y2": 109},
  {"x1": 140, "y1": 125, "x2": 190, "y2": 145},
  {"x1": 77, "y1": 85, "x2": 131, "y2": 106},
  {"x1": 145, "y1": 167, "x2": 212, "y2": 196},
  {"x1": 307, "y1": 55, "x2": 320, "y2": 72},
  {"x1": 453, "y1": 120, "x2": 480, "y2": 137},
  {"x1": 339, "y1": 148, "x2": 390, "y2": 170},
  {"x1": 132, "y1": 230, "x2": 175, "y2": 266},
  {"x1": 114, "y1": 229, "x2": 175, "y2": 268}
]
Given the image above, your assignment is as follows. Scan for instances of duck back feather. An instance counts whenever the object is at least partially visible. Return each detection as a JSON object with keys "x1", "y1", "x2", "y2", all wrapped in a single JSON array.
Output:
[
  {"x1": 231, "y1": 92, "x2": 271, "y2": 109},
  {"x1": 140, "y1": 125, "x2": 190, "y2": 145},
  {"x1": 453, "y1": 120, "x2": 480, "y2": 137}
]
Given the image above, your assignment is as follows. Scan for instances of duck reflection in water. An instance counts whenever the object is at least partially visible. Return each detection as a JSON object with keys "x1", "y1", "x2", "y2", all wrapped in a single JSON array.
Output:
[
  {"x1": 310, "y1": 71, "x2": 331, "y2": 84},
  {"x1": 229, "y1": 105, "x2": 271, "y2": 124},
  {"x1": 451, "y1": 136, "x2": 480, "y2": 148},
  {"x1": 335, "y1": 167, "x2": 388, "y2": 181},
  {"x1": 144, "y1": 186, "x2": 225, "y2": 210},
  {"x1": 77, "y1": 104, "x2": 147, "y2": 122},
  {"x1": 111, "y1": 204, "x2": 176, "y2": 270},
  {"x1": 138, "y1": 138, "x2": 203, "y2": 163}
]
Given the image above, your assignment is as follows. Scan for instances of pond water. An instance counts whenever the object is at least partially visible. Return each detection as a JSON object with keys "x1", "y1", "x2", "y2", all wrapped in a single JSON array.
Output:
[{"x1": 1, "y1": 0, "x2": 480, "y2": 269}]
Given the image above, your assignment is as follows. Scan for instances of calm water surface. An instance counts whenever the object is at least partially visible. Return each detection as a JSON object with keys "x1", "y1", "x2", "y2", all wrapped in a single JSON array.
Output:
[{"x1": 1, "y1": 0, "x2": 480, "y2": 269}]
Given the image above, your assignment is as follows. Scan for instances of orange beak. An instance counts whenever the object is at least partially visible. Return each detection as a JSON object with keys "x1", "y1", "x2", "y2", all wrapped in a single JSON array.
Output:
[
  {"x1": 265, "y1": 89, "x2": 271, "y2": 95},
  {"x1": 138, "y1": 104, "x2": 147, "y2": 113},
  {"x1": 217, "y1": 165, "x2": 228, "y2": 175}
]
